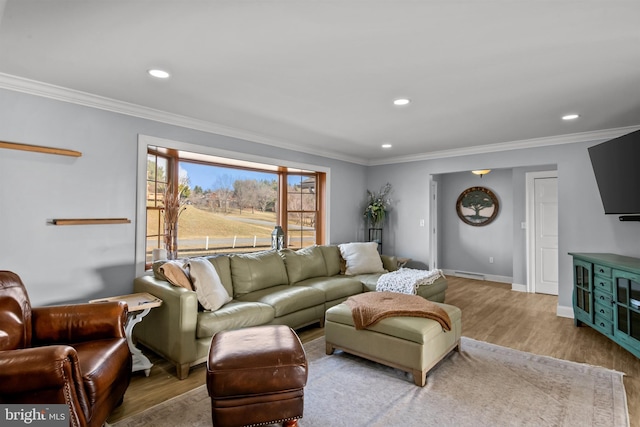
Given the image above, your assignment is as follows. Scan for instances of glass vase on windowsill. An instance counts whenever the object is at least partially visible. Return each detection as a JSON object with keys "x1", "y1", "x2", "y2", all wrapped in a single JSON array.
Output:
[
  {"x1": 162, "y1": 185, "x2": 186, "y2": 260},
  {"x1": 164, "y1": 222, "x2": 179, "y2": 260}
]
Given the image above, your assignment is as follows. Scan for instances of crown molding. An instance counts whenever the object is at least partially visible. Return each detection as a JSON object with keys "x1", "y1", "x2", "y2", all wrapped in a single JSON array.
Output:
[
  {"x1": 367, "y1": 125, "x2": 640, "y2": 166},
  {"x1": 0, "y1": 72, "x2": 367, "y2": 165},
  {"x1": 2, "y1": 72, "x2": 637, "y2": 168}
]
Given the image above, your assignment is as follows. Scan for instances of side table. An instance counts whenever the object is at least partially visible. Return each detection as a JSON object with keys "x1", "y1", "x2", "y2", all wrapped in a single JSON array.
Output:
[{"x1": 90, "y1": 292, "x2": 162, "y2": 376}]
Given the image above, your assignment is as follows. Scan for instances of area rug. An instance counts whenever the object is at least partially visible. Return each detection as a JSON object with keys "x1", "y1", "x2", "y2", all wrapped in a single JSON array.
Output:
[{"x1": 113, "y1": 337, "x2": 628, "y2": 427}]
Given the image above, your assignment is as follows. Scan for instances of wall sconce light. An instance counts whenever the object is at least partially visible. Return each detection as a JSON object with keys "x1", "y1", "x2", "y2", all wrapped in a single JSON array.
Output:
[
  {"x1": 271, "y1": 226, "x2": 285, "y2": 250},
  {"x1": 471, "y1": 169, "x2": 491, "y2": 178}
]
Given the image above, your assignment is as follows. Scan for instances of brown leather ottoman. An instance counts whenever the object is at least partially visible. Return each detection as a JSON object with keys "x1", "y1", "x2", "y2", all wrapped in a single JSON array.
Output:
[{"x1": 207, "y1": 325, "x2": 308, "y2": 427}]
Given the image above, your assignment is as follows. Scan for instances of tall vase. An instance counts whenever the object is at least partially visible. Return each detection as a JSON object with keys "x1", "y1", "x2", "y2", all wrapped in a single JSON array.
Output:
[{"x1": 164, "y1": 221, "x2": 178, "y2": 260}]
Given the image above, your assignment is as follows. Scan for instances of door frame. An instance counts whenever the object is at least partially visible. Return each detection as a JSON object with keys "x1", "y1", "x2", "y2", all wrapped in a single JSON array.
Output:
[
  {"x1": 525, "y1": 170, "x2": 558, "y2": 293},
  {"x1": 429, "y1": 179, "x2": 438, "y2": 269}
]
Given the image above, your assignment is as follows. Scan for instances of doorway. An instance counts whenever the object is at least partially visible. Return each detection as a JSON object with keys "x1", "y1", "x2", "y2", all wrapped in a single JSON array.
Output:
[
  {"x1": 429, "y1": 179, "x2": 438, "y2": 269},
  {"x1": 526, "y1": 171, "x2": 558, "y2": 295}
]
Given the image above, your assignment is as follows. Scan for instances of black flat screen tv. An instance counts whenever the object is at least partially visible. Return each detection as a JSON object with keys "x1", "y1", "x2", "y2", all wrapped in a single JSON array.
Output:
[{"x1": 588, "y1": 129, "x2": 640, "y2": 217}]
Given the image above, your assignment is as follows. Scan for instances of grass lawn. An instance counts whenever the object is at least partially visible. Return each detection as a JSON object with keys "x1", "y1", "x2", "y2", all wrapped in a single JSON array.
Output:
[{"x1": 148, "y1": 205, "x2": 276, "y2": 238}]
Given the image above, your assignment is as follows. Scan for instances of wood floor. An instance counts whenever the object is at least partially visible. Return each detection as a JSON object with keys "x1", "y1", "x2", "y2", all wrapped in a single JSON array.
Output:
[{"x1": 108, "y1": 277, "x2": 640, "y2": 426}]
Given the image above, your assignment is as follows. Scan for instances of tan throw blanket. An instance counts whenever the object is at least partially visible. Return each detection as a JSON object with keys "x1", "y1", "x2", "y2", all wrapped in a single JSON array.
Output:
[{"x1": 345, "y1": 292, "x2": 452, "y2": 331}]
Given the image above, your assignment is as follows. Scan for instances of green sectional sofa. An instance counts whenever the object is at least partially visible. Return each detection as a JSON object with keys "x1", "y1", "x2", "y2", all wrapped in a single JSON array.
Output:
[{"x1": 133, "y1": 244, "x2": 447, "y2": 379}]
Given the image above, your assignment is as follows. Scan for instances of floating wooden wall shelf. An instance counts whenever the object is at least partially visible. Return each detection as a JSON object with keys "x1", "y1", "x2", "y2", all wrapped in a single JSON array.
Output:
[
  {"x1": 0, "y1": 140, "x2": 82, "y2": 157},
  {"x1": 50, "y1": 218, "x2": 131, "y2": 226}
]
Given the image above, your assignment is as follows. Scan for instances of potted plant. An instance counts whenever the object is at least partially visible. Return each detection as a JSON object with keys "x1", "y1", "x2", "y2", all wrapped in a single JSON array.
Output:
[{"x1": 363, "y1": 182, "x2": 392, "y2": 228}]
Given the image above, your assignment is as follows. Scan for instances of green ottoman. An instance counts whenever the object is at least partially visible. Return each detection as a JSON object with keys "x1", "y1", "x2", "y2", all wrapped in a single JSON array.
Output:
[{"x1": 324, "y1": 301, "x2": 461, "y2": 386}]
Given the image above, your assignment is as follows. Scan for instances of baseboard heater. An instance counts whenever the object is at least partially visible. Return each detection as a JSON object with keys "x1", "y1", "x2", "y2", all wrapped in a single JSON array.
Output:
[{"x1": 453, "y1": 271, "x2": 486, "y2": 280}]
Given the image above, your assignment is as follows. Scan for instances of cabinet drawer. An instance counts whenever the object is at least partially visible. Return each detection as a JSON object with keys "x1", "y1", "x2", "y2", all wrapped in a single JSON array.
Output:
[
  {"x1": 595, "y1": 303, "x2": 613, "y2": 321},
  {"x1": 594, "y1": 277, "x2": 613, "y2": 293},
  {"x1": 594, "y1": 315, "x2": 613, "y2": 336},
  {"x1": 594, "y1": 289, "x2": 613, "y2": 305},
  {"x1": 594, "y1": 264, "x2": 612, "y2": 278}
]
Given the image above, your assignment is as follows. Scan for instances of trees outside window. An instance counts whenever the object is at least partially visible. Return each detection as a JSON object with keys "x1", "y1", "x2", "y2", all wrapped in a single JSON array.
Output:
[{"x1": 145, "y1": 148, "x2": 325, "y2": 264}]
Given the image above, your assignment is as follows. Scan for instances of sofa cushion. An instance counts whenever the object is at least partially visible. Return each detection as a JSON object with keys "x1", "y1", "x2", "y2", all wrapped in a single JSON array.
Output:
[
  {"x1": 187, "y1": 258, "x2": 232, "y2": 311},
  {"x1": 296, "y1": 276, "x2": 363, "y2": 302},
  {"x1": 236, "y1": 285, "x2": 325, "y2": 317},
  {"x1": 196, "y1": 301, "x2": 275, "y2": 339},
  {"x1": 280, "y1": 246, "x2": 327, "y2": 284},
  {"x1": 325, "y1": 301, "x2": 461, "y2": 344},
  {"x1": 230, "y1": 250, "x2": 289, "y2": 297},
  {"x1": 339, "y1": 242, "x2": 386, "y2": 275},
  {"x1": 352, "y1": 273, "x2": 383, "y2": 292},
  {"x1": 319, "y1": 245, "x2": 342, "y2": 276}
]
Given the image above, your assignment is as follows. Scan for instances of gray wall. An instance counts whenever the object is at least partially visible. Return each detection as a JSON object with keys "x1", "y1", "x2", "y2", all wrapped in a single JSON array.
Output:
[
  {"x1": 3, "y1": 87, "x2": 640, "y2": 312},
  {"x1": 0, "y1": 88, "x2": 366, "y2": 305},
  {"x1": 368, "y1": 142, "x2": 640, "y2": 309},
  {"x1": 439, "y1": 168, "x2": 513, "y2": 280}
]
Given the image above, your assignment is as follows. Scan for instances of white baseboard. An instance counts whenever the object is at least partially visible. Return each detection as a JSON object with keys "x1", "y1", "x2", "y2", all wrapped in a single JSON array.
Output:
[
  {"x1": 443, "y1": 269, "x2": 512, "y2": 284},
  {"x1": 556, "y1": 305, "x2": 574, "y2": 319},
  {"x1": 511, "y1": 283, "x2": 527, "y2": 292}
]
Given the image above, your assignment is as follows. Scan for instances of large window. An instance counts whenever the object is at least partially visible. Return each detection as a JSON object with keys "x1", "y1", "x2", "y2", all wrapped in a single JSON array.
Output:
[
  {"x1": 286, "y1": 173, "x2": 320, "y2": 249},
  {"x1": 145, "y1": 146, "x2": 326, "y2": 264}
]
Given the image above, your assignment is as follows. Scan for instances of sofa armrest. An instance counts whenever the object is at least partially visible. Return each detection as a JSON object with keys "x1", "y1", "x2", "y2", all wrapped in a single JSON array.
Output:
[
  {"x1": 133, "y1": 274, "x2": 199, "y2": 368},
  {"x1": 381, "y1": 255, "x2": 399, "y2": 272},
  {"x1": 32, "y1": 302, "x2": 127, "y2": 345}
]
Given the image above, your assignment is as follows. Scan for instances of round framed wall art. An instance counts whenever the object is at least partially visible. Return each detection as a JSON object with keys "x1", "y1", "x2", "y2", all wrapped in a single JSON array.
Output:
[{"x1": 456, "y1": 186, "x2": 499, "y2": 226}]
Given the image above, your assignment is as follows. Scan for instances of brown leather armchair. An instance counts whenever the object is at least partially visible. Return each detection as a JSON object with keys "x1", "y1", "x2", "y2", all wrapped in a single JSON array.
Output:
[{"x1": 0, "y1": 271, "x2": 132, "y2": 427}]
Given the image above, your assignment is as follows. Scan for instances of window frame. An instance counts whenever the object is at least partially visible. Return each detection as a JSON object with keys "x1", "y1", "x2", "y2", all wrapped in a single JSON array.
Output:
[
  {"x1": 136, "y1": 135, "x2": 330, "y2": 275},
  {"x1": 282, "y1": 172, "x2": 323, "y2": 249}
]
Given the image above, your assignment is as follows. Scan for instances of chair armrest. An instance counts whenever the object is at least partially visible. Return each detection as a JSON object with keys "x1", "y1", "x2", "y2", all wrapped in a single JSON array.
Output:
[
  {"x1": 0, "y1": 346, "x2": 85, "y2": 395},
  {"x1": 32, "y1": 301, "x2": 127, "y2": 345}
]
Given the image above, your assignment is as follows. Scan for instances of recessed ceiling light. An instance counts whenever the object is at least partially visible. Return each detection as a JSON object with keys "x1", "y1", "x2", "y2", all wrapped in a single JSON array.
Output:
[
  {"x1": 393, "y1": 98, "x2": 410, "y2": 106},
  {"x1": 148, "y1": 69, "x2": 170, "y2": 79},
  {"x1": 562, "y1": 114, "x2": 579, "y2": 120},
  {"x1": 382, "y1": 144, "x2": 392, "y2": 149}
]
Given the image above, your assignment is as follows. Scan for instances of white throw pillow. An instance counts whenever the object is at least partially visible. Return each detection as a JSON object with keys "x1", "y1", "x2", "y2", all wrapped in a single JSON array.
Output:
[
  {"x1": 187, "y1": 258, "x2": 232, "y2": 311},
  {"x1": 339, "y1": 242, "x2": 386, "y2": 275}
]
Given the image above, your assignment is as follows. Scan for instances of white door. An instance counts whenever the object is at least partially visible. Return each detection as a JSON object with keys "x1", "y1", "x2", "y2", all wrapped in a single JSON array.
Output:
[{"x1": 534, "y1": 177, "x2": 558, "y2": 295}]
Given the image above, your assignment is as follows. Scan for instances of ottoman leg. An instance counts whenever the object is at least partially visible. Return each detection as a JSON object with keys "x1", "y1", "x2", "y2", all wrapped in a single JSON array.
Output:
[
  {"x1": 283, "y1": 420, "x2": 299, "y2": 427},
  {"x1": 413, "y1": 369, "x2": 427, "y2": 387}
]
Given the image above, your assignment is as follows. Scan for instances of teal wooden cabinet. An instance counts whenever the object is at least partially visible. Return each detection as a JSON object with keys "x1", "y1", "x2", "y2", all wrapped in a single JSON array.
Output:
[{"x1": 569, "y1": 253, "x2": 640, "y2": 359}]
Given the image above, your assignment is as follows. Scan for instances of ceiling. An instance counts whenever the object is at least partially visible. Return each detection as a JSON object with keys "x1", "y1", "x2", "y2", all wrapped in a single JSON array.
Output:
[{"x1": 1, "y1": 1, "x2": 639, "y2": 165}]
